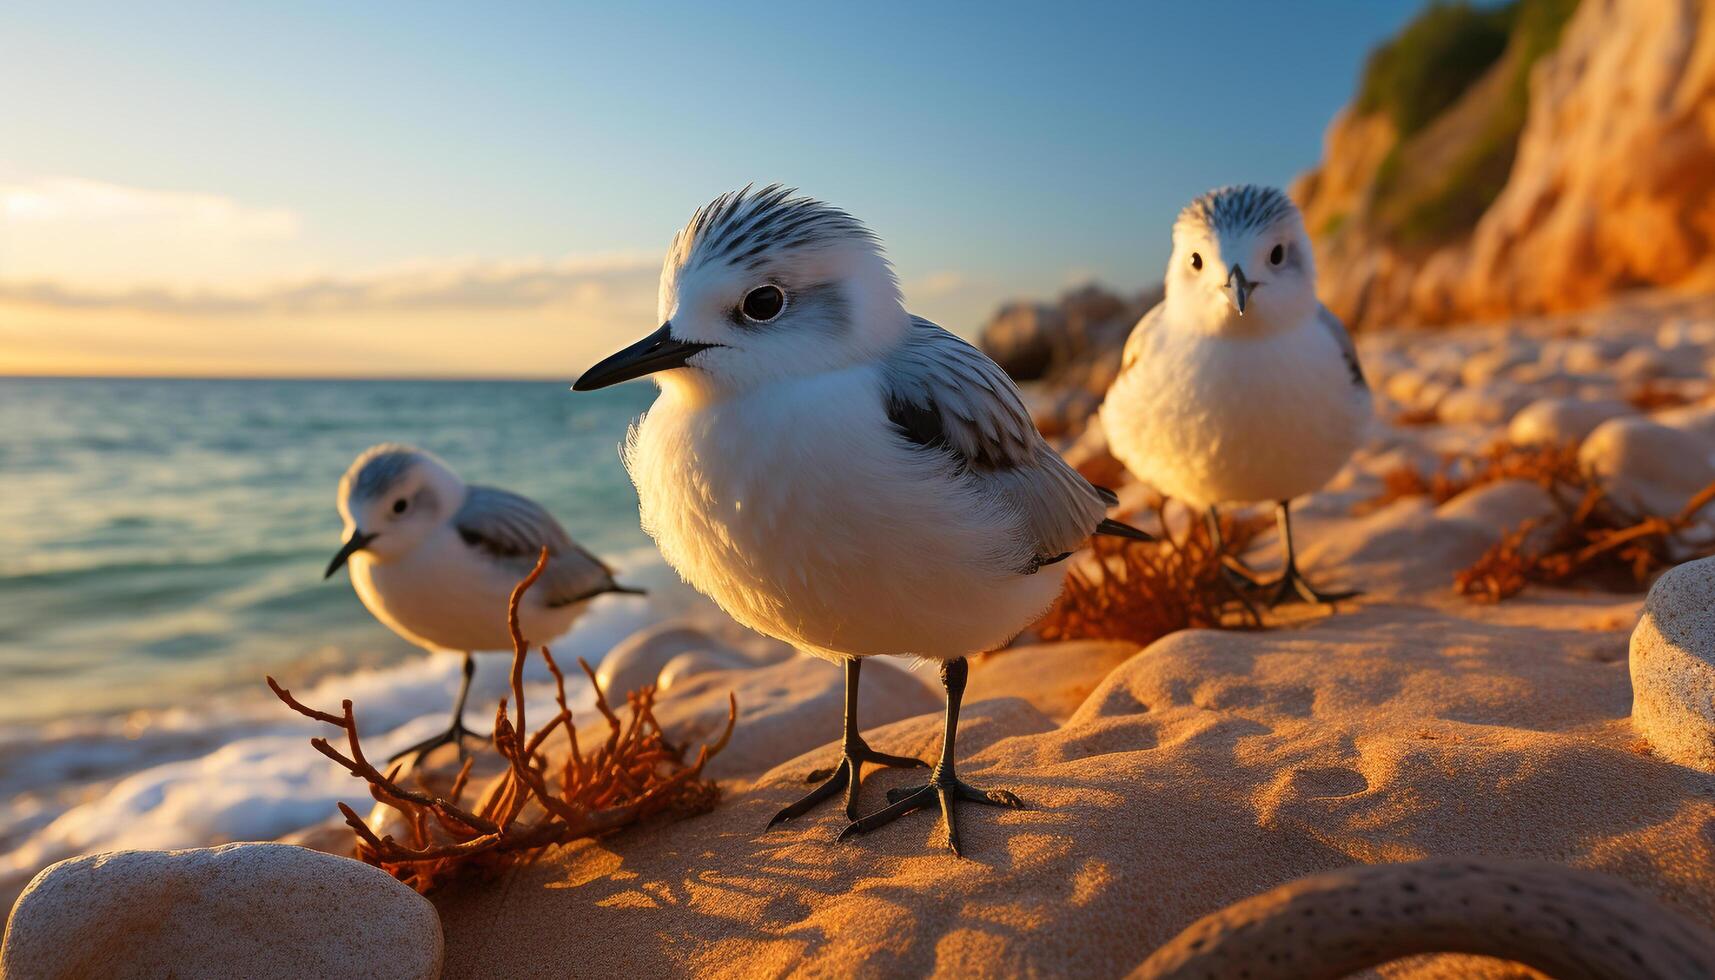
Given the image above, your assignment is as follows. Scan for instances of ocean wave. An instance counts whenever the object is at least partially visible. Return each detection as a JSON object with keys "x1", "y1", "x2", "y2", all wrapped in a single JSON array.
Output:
[{"x1": 0, "y1": 582, "x2": 670, "y2": 892}]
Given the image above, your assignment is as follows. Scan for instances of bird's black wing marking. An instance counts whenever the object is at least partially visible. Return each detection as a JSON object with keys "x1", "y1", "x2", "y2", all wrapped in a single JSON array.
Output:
[
  {"x1": 454, "y1": 485, "x2": 628, "y2": 606},
  {"x1": 885, "y1": 394, "x2": 955, "y2": 458},
  {"x1": 881, "y1": 317, "x2": 1128, "y2": 573},
  {"x1": 1317, "y1": 305, "x2": 1367, "y2": 390}
]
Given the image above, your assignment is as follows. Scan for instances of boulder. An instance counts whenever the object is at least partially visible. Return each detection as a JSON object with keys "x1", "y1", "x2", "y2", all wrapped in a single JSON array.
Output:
[
  {"x1": 1630, "y1": 557, "x2": 1715, "y2": 772},
  {"x1": 1578, "y1": 417, "x2": 1715, "y2": 517},
  {"x1": 1506, "y1": 396, "x2": 1634, "y2": 447},
  {"x1": 0, "y1": 843, "x2": 442, "y2": 980},
  {"x1": 1435, "y1": 383, "x2": 1532, "y2": 426},
  {"x1": 597, "y1": 622, "x2": 739, "y2": 697}
]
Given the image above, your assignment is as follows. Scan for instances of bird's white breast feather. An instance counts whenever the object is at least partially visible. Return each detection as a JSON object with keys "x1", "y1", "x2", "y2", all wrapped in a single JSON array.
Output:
[{"x1": 625, "y1": 368, "x2": 1062, "y2": 661}]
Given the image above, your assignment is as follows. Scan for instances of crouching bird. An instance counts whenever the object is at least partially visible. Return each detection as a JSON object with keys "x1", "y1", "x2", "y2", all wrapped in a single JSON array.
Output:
[
  {"x1": 324, "y1": 444, "x2": 642, "y2": 765},
  {"x1": 575, "y1": 185, "x2": 1148, "y2": 854},
  {"x1": 1101, "y1": 185, "x2": 1370, "y2": 607}
]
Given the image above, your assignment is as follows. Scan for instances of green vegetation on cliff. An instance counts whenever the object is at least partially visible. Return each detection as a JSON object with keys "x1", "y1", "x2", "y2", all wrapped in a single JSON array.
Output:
[{"x1": 1357, "y1": 0, "x2": 1580, "y2": 248}]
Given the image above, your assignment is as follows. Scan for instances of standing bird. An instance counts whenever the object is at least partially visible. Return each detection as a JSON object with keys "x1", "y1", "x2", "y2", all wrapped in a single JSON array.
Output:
[
  {"x1": 1100, "y1": 185, "x2": 1370, "y2": 606},
  {"x1": 323, "y1": 444, "x2": 641, "y2": 764},
  {"x1": 574, "y1": 185, "x2": 1147, "y2": 854}
]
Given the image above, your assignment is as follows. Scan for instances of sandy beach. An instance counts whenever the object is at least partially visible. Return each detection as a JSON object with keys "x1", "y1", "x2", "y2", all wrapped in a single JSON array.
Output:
[{"x1": 372, "y1": 293, "x2": 1715, "y2": 978}]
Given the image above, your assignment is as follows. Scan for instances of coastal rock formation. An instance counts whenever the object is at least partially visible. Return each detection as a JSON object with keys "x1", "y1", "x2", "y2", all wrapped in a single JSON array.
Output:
[
  {"x1": 1631, "y1": 556, "x2": 1715, "y2": 771},
  {"x1": 1294, "y1": 0, "x2": 1715, "y2": 329},
  {"x1": 1, "y1": 843, "x2": 442, "y2": 980},
  {"x1": 977, "y1": 284, "x2": 1161, "y2": 439}
]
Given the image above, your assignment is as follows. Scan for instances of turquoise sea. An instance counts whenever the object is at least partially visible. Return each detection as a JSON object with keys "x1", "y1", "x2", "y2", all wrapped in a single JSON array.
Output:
[
  {"x1": 0, "y1": 377, "x2": 669, "y2": 888},
  {"x1": 0, "y1": 377, "x2": 655, "y2": 724}
]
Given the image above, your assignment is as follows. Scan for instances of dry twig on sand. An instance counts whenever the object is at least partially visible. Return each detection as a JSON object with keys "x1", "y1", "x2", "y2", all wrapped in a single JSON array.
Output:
[
  {"x1": 1034, "y1": 502, "x2": 1266, "y2": 646},
  {"x1": 1455, "y1": 478, "x2": 1715, "y2": 603},
  {"x1": 1355, "y1": 439, "x2": 1715, "y2": 602},
  {"x1": 269, "y1": 548, "x2": 734, "y2": 892}
]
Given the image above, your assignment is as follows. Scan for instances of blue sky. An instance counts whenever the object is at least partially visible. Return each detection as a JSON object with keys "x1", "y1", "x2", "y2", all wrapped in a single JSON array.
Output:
[{"x1": 0, "y1": 1, "x2": 1427, "y2": 376}]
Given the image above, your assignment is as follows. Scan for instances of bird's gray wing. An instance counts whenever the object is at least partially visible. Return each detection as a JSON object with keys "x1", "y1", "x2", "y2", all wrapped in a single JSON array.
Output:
[
  {"x1": 454, "y1": 485, "x2": 627, "y2": 607},
  {"x1": 1318, "y1": 304, "x2": 1367, "y2": 389},
  {"x1": 882, "y1": 316, "x2": 1116, "y2": 569}
]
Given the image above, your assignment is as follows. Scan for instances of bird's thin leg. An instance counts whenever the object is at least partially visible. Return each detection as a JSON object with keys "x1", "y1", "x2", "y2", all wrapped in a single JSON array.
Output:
[
  {"x1": 389, "y1": 652, "x2": 490, "y2": 766},
  {"x1": 1258, "y1": 500, "x2": 1360, "y2": 608},
  {"x1": 839, "y1": 658, "x2": 1024, "y2": 856},
  {"x1": 768, "y1": 659, "x2": 928, "y2": 827},
  {"x1": 1206, "y1": 505, "x2": 1260, "y2": 591}
]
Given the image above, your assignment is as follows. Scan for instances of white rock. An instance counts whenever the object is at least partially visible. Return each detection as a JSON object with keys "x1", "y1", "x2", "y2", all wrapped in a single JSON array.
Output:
[
  {"x1": 1658, "y1": 317, "x2": 1715, "y2": 349},
  {"x1": 1436, "y1": 383, "x2": 1532, "y2": 425},
  {"x1": 1382, "y1": 366, "x2": 1431, "y2": 405},
  {"x1": 657, "y1": 649, "x2": 749, "y2": 693},
  {"x1": 0, "y1": 843, "x2": 442, "y2": 980},
  {"x1": 1507, "y1": 397, "x2": 1635, "y2": 447},
  {"x1": 1436, "y1": 479, "x2": 1559, "y2": 536},
  {"x1": 1631, "y1": 557, "x2": 1715, "y2": 772},
  {"x1": 1615, "y1": 346, "x2": 1673, "y2": 382},
  {"x1": 1579, "y1": 417, "x2": 1715, "y2": 517},
  {"x1": 597, "y1": 622, "x2": 740, "y2": 696},
  {"x1": 1653, "y1": 404, "x2": 1715, "y2": 447},
  {"x1": 1460, "y1": 341, "x2": 1537, "y2": 387}
]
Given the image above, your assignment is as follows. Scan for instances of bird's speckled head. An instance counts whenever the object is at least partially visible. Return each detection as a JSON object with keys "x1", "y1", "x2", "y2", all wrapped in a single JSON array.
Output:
[
  {"x1": 1165, "y1": 185, "x2": 1317, "y2": 336},
  {"x1": 578, "y1": 185, "x2": 906, "y2": 400},
  {"x1": 333, "y1": 444, "x2": 466, "y2": 564}
]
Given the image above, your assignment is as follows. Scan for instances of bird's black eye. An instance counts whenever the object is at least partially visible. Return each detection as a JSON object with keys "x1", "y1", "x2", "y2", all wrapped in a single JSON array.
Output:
[
  {"x1": 392, "y1": 498, "x2": 408, "y2": 514},
  {"x1": 1270, "y1": 244, "x2": 1285, "y2": 266},
  {"x1": 1190, "y1": 252, "x2": 1203, "y2": 272},
  {"x1": 740, "y1": 285, "x2": 786, "y2": 323}
]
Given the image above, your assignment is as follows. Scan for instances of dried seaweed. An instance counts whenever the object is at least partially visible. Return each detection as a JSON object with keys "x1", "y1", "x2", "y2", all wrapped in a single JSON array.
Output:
[
  {"x1": 270, "y1": 548, "x2": 734, "y2": 892},
  {"x1": 1356, "y1": 439, "x2": 1585, "y2": 514},
  {"x1": 1454, "y1": 478, "x2": 1715, "y2": 603},
  {"x1": 1034, "y1": 502, "x2": 1266, "y2": 646},
  {"x1": 1626, "y1": 381, "x2": 1696, "y2": 412}
]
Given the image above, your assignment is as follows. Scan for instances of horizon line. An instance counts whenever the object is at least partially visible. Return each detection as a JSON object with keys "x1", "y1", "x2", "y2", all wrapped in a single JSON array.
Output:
[{"x1": 0, "y1": 371, "x2": 596, "y2": 384}]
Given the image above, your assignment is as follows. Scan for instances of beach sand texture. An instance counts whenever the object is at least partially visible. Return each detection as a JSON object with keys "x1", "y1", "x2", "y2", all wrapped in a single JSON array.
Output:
[{"x1": 422, "y1": 300, "x2": 1715, "y2": 977}]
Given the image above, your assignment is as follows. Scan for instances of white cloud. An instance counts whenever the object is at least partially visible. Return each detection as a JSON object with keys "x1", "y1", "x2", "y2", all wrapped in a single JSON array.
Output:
[
  {"x1": 0, "y1": 176, "x2": 302, "y2": 288},
  {"x1": 0, "y1": 252, "x2": 660, "y2": 316},
  {"x1": 0, "y1": 176, "x2": 299, "y2": 237}
]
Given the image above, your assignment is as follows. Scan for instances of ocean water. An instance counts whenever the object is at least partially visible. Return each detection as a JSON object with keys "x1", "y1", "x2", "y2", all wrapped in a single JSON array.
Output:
[{"x1": 0, "y1": 377, "x2": 684, "y2": 891}]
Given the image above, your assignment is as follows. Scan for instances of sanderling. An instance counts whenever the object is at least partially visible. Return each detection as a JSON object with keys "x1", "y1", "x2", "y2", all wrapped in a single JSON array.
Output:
[
  {"x1": 323, "y1": 443, "x2": 641, "y2": 764},
  {"x1": 574, "y1": 185, "x2": 1147, "y2": 854},
  {"x1": 1100, "y1": 185, "x2": 1371, "y2": 606}
]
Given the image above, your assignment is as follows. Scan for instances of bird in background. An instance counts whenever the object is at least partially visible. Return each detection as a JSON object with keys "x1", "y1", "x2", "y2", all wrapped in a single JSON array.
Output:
[
  {"x1": 575, "y1": 185, "x2": 1148, "y2": 855},
  {"x1": 324, "y1": 444, "x2": 643, "y2": 765},
  {"x1": 1100, "y1": 185, "x2": 1371, "y2": 607}
]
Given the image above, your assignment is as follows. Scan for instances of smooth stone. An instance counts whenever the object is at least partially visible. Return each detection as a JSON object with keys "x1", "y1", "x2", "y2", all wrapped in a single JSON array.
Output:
[
  {"x1": 1614, "y1": 345, "x2": 1674, "y2": 381},
  {"x1": 657, "y1": 649, "x2": 750, "y2": 693},
  {"x1": 1435, "y1": 479, "x2": 1559, "y2": 536},
  {"x1": 0, "y1": 843, "x2": 442, "y2": 980},
  {"x1": 596, "y1": 622, "x2": 739, "y2": 697},
  {"x1": 1578, "y1": 416, "x2": 1715, "y2": 518},
  {"x1": 1506, "y1": 396, "x2": 1635, "y2": 446},
  {"x1": 1435, "y1": 383, "x2": 1532, "y2": 425},
  {"x1": 1652, "y1": 403, "x2": 1715, "y2": 447},
  {"x1": 1630, "y1": 557, "x2": 1715, "y2": 772},
  {"x1": 1658, "y1": 317, "x2": 1715, "y2": 349}
]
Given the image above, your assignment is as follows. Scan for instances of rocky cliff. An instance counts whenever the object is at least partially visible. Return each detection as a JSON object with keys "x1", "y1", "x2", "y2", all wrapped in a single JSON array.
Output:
[{"x1": 1295, "y1": 0, "x2": 1715, "y2": 330}]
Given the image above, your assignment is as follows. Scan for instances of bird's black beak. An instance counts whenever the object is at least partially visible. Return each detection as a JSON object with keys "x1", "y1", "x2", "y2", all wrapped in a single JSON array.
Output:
[
  {"x1": 323, "y1": 529, "x2": 378, "y2": 579},
  {"x1": 1224, "y1": 265, "x2": 1254, "y2": 316},
  {"x1": 573, "y1": 322, "x2": 718, "y2": 391}
]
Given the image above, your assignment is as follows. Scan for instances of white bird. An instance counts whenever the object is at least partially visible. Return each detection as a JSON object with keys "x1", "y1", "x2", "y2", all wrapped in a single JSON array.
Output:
[
  {"x1": 1099, "y1": 185, "x2": 1371, "y2": 606},
  {"x1": 574, "y1": 185, "x2": 1147, "y2": 854},
  {"x1": 323, "y1": 444, "x2": 641, "y2": 764}
]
